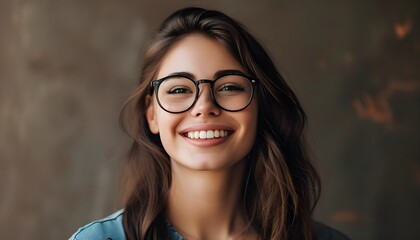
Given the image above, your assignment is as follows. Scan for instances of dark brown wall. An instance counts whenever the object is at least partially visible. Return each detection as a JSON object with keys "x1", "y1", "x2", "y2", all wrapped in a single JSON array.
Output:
[{"x1": 1, "y1": 0, "x2": 419, "y2": 239}]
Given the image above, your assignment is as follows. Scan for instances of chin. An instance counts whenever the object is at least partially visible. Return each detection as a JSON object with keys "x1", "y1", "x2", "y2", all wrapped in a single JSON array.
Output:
[{"x1": 171, "y1": 156, "x2": 245, "y2": 172}]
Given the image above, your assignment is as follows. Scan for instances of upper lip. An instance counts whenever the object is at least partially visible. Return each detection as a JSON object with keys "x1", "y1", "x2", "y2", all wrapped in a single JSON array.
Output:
[{"x1": 180, "y1": 124, "x2": 234, "y2": 134}]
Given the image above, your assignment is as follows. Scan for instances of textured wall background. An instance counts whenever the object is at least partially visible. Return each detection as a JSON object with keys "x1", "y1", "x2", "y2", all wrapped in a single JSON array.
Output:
[{"x1": 0, "y1": 0, "x2": 419, "y2": 239}]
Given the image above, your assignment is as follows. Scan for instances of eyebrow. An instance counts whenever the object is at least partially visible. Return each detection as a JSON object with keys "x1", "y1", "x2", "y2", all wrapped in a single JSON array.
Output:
[
  {"x1": 164, "y1": 69, "x2": 248, "y2": 80},
  {"x1": 214, "y1": 69, "x2": 247, "y2": 79}
]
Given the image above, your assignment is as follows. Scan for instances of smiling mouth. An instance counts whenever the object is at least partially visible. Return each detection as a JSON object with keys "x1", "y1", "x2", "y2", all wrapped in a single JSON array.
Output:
[{"x1": 184, "y1": 130, "x2": 231, "y2": 139}]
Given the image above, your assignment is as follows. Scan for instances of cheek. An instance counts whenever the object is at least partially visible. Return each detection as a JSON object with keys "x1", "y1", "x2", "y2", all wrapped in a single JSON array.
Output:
[
  {"x1": 246, "y1": 102, "x2": 258, "y2": 132},
  {"x1": 249, "y1": 120, "x2": 258, "y2": 148},
  {"x1": 155, "y1": 111, "x2": 183, "y2": 146},
  {"x1": 238, "y1": 103, "x2": 258, "y2": 151}
]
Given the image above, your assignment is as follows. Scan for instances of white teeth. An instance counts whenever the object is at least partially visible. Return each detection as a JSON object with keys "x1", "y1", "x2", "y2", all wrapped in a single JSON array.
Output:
[
  {"x1": 185, "y1": 130, "x2": 229, "y2": 139},
  {"x1": 214, "y1": 130, "x2": 220, "y2": 138},
  {"x1": 199, "y1": 131, "x2": 206, "y2": 139}
]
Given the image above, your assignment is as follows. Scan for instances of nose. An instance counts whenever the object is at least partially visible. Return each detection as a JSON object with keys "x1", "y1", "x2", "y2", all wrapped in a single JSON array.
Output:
[{"x1": 190, "y1": 83, "x2": 221, "y2": 117}]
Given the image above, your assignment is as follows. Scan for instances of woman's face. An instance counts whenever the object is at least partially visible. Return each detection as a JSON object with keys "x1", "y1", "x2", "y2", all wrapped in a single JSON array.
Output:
[{"x1": 146, "y1": 34, "x2": 258, "y2": 171}]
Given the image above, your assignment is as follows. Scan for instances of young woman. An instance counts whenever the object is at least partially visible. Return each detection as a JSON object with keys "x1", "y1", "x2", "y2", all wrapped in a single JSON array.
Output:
[{"x1": 70, "y1": 7, "x2": 349, "y2": 240}]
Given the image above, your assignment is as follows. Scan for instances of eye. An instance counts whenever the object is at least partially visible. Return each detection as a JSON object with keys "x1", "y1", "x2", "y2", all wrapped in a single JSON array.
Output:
[
  {"x1": 218, "y1": 84, "x2": 245, "y2": 92},
  {"x1": 167, "y1": 86, "x2": 193, "y2": 94}
]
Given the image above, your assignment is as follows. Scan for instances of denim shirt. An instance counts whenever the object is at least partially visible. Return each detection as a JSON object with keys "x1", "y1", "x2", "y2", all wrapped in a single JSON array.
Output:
[{"x1": 69, "y1": 210, "x2": 350, "y2": 240}]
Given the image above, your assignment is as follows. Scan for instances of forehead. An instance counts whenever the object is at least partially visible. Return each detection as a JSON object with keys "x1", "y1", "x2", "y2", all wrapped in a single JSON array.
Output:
[{"x1": 156, "y1": 34, "x2": 245, "y2": 79}]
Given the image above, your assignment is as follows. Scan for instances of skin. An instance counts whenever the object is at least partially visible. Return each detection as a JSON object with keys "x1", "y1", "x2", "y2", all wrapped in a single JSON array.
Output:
[{"x1": 146, "y1": 34, "x2": 258, "y2": 240}]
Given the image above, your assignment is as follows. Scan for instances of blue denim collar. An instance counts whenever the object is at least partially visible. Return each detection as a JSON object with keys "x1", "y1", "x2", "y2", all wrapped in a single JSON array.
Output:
[{"x1": 166, "y1": 221, "x2": 185, "y2": 240}]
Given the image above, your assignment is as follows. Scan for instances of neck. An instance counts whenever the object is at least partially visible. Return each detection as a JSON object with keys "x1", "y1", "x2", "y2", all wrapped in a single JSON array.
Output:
[{"x1": 166, "y1": 160, "x2": 253, "y2": 240}]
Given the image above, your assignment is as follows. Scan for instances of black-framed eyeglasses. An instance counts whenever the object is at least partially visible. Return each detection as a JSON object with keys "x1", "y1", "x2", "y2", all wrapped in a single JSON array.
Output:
[{"x1": 149, "y1": 72, "x2": 258, "y2": 114}]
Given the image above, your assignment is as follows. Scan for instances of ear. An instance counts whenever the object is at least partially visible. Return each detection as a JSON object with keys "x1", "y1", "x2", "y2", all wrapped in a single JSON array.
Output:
[{"x1": 145, "y1": 95, "x2": 159, "y2": 134}]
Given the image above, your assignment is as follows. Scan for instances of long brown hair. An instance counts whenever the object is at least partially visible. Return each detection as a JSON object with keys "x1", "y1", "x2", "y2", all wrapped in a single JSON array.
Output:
[{"x1": 120, "y1": 7, "x2": 321, "y2": 240}]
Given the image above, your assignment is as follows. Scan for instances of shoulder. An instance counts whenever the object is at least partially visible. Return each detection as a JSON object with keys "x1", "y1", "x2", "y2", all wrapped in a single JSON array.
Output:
[
  {"x1": 314, "y1": 221, "x2": 350, "y2": 240},
  {"x1": 69, "y1": 209, "x2": 126, "y2": 240}
]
